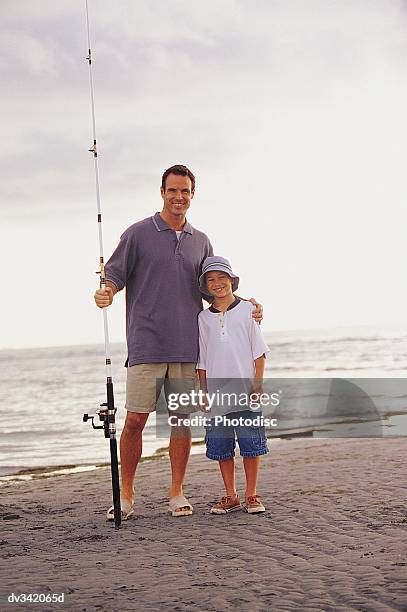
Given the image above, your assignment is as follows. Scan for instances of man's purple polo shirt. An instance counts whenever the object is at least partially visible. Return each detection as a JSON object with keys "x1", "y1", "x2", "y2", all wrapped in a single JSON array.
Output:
[{"x1": 105, "y1": 212, "x2": 213, "y2": 366}]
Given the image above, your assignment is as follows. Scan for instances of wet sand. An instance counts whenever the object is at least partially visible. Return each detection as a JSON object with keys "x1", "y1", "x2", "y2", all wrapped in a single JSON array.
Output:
[{"x1": 1, "y1": 437, "x2": 407, "y2": 611}]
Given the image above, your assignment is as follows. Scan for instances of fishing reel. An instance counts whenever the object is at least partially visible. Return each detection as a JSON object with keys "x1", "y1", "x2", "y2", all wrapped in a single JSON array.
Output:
[{"x1": 83, "y1": 402, "x2": 117, "y2": 439}]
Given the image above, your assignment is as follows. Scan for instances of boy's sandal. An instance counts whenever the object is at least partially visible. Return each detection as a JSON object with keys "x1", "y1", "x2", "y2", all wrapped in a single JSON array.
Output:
[
  {"x1": 210, "y1": 494, "x2": 241, "y2": 514},
  {"x1": 106, "y1": 500, "x2": 134, "y2": 521},
  {"x1": 168, "y1": 495, "x2": 193, "y2": 517},
  {"x1": 242, "y1": 495, "x2": 266, "y2": 514}
]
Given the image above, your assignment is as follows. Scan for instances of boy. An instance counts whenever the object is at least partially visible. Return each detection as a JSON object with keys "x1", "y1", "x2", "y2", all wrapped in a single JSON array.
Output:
[{"x1": 197, "y1": 256, "x2": 270, "y2": 514}]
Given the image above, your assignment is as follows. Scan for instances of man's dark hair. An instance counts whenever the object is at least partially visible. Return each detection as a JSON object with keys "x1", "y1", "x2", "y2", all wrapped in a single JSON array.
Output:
[{"x1": 161, "y1": 165, "x2": 195, "y2": 193}]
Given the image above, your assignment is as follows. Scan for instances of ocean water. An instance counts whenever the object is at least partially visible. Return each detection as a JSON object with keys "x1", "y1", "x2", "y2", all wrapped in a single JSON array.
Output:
[{"x1": 1, "y1": 326, "x2": 406, "y2": 479}]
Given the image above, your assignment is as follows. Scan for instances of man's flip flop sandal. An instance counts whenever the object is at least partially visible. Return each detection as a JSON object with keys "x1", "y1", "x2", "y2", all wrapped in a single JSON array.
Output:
[
  {"x1": 168, "y1": 495, "x2": 193, "y2": 517},
  {"x1": 106, "y1": 501, "x2": 134, "y2": 521}
]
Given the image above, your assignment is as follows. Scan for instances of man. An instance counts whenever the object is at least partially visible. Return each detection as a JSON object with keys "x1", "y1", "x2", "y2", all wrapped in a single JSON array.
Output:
[{"x1": 94, "y1": 164, "x2": 262, "y2": 519}]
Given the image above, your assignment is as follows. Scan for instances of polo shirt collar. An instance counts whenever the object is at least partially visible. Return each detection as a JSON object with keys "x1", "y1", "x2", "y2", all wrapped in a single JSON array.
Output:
[
  {"x1": 209, "y1": 297, "x2": 241, "y2": 313},
  {"x1": 152, "y1": 212, "x2": 193, "y2": 234}
]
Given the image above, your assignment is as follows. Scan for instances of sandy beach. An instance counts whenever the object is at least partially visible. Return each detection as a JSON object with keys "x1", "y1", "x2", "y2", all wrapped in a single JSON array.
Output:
[{"x1": 1, "y1": 437, "x2": 406, "y2": 611}]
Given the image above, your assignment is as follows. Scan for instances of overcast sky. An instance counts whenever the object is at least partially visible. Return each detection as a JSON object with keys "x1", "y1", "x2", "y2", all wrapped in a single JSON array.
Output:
[{"x1": 1, "y1": 0, "x2": 407, "y2": 349}]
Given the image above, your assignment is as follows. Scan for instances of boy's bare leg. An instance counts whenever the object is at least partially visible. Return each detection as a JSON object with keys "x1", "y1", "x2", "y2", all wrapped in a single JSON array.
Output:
[
  {"x1": 169, "y1": 417, "x2": 191, "y2": 502},
  {"x1": 219, "y1": 457, "x2": 237, "y2": 496},
  {"x1": 119, "y1": 411, "x2": 149, "y2": 504},
  {"x1": 243, "y1": 456, "x2": 261, "y2": 498}
]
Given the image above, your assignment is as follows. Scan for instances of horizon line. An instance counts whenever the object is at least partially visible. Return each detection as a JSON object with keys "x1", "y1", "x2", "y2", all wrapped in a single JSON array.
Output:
[{"x1": 1, "y1": 322, "x2": 406, "y2": 352}]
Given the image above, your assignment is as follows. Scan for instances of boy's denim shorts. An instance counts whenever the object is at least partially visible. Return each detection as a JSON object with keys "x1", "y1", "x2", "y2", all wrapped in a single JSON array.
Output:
[{"x1": 205, "y1": 410, "x2": 269, "y2": 461}]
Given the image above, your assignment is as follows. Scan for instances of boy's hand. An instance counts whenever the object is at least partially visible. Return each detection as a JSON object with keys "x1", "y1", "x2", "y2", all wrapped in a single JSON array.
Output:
[
  {"x1": 94, "y1": 286, "x2": 114, "y2": 308},
  {"x1": 249, "y1": 298, "x2": 263, "y2": 324},
  {"x1": 199, "y1": 394, "x2": 210, "y2": 412},
  {"x1": 250, "y1": 384, "x2": 263, "y2": 409},
  {"x1": 251, "y1": 381, "x2": 264, "y2": 397}
]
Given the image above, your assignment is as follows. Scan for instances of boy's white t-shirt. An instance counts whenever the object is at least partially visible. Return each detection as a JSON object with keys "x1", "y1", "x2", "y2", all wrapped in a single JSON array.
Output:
[{"x1": 197, "y1": 298, "x2": 269, "y2": 392}]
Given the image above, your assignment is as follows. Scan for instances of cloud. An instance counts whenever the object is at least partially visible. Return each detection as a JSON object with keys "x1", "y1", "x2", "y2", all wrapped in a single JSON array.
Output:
[{"x1": 2, "y1": 0, "x2": 407, "y2": 345}]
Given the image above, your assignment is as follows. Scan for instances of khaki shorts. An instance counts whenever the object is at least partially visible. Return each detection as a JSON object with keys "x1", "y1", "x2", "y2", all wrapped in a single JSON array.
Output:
[{"x1": 125, "y1": 362, "x2": 199, "y2": 414}]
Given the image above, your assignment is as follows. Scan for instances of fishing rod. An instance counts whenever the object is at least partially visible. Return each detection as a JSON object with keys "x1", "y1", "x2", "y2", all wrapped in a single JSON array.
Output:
[{"x1": 82, "y1": 0, "x2": 121, "y2": 530}]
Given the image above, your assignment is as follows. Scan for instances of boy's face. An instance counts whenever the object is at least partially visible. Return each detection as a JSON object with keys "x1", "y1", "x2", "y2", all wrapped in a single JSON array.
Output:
[{"x1": 205, "y1": 270, "x2": 233, "y2": 298}]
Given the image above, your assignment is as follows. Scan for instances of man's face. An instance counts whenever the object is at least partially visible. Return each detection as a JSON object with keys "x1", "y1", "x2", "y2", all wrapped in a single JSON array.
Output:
[
  {"x1": 160, "y1": 173, "x2": 194, "y2": 218},
  {"x1": 205, "y1": 271, "x2": 233, "y2": 299}
]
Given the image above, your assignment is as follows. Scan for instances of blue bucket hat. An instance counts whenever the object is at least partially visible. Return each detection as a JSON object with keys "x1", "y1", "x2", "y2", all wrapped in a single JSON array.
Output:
[{"x1": 199, "y1": 256, "x2": 240, "y2": 297}]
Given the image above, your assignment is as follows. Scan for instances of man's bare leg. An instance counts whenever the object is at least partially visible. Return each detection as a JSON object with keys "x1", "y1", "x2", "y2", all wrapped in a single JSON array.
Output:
[
  {"x1": 169, "y1": 416, "x2": 191, "y2": 508},
  {"x1": 119, "y1": 411, "x2": 149, "y2": 504}
]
